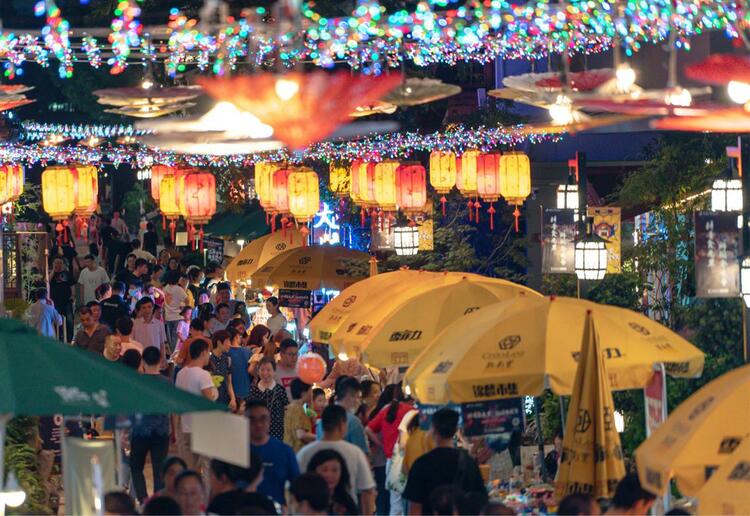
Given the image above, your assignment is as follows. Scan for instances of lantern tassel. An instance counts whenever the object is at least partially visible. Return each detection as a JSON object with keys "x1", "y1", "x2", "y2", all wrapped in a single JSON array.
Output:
[
  {"x1": 169, "y1": 220, "x2": 176, "y2": 243},
  {"x1": 162, "y1": 213, "x2": 167, "y2": 231},
  {"x1": 82, "y1": 220, "x2": 89, "y2": 243},
  {"x1": 474, "y1": 200, "x2": 481, "y2": 223},
  {"x1": 271, "y1": 213, "x2": 277, "y2": 233},
  {"x1": 281, "y1": 216, "x2": 289, "y2": 238},
  {"x1": 513, "y1": 206, "x2": 521, "y2": 232},
  {"x1": 266, "y1": 211, "x2": 270, "y2": 226},
  {"x1": 467, "y1": 199, "x2": 474, "y2": 222},
  {"x1": 488, "y1": 203, "x2": 496, "y2": 231},
  {"x1": 360, "y1": 207, "x2": 366, "y2": 227},
  {"x1": 300, "y1": 223, "x2": 309, "y2": 247},
  {"x1": 440, "y1": 196, "x2": 447, "y2": 217},
  {"x1": 55, "y1": 222, "x2": 64, "y2": 246},
  {"x1": 62, "y1": 220, "x2": 69, "y2": 244},
  {"x1": 199, "y1": 226, "x2": 204, "y2": 252}
]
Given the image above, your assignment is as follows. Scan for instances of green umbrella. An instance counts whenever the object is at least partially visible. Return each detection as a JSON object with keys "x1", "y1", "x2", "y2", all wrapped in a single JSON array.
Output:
[{"x1": 0, "y1": 318, "x2": 219, "y2": 416}]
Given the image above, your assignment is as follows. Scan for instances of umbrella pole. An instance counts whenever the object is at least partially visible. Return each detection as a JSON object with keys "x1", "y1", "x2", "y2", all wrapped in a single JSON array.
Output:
[
  {"x1": 534, "y1": 397, "x2": 548, "y2": 482},
  {"x1": 0, "y1": 414, "x2": 8, "y2": 516},
  {"x1": 558, "y1": 396, "x2": 567, "y2": 437}
]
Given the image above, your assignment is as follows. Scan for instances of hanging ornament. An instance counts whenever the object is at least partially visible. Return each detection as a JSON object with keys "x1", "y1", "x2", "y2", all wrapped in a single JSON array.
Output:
[
  {"x1": 198, "y1": 71, "x2": 401, "y2": 149},
  {"x1": 288, "y1": 167, "x2": 320, "y2": 243},
  {"x1": 429, "y1": 151, "x2": 457, "y2": 216},
  {"x1": 178, "y1": 171, "x2": 216, "y2": 251},
  {"x1": 329, "y1": 162, "x2": 351, "y2": 199},
  {"x1": 255, "y1": 161, "x2": 283, "y2": 224},
  {"x1": 395, "y1": 163, "x2": 427, "y2": 219},
  {"x1": 499, "y1": 151, "x2": 532, "y2": 232},
  {"x1": 159, "y1": 174, "x2": 181, "y2": 241},
  {"x1": 71, "y1": 165, "x2": 99, "y2": 241},
  {"x1": 457, "y1": 149, "x2": 480, "y2": 222},
  {"x1": 476, "y1": 153, "x2": 503, "y2": 230},
  {"x1": 271, "y1": 167, "x2": 293, "y2": 234},
  {"x1": 151, "y1": 164, "x2": 176, "y2": 202},
  {"x1": 42, "y1": 166, "x2": 76, "y2": 244},
  {"x1": 354, "y1": 161, "x2": 377, "y2": 227}
]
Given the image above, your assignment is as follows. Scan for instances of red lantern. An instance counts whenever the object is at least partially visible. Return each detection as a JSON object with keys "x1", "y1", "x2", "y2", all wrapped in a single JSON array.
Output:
[
  {"x1": 395, "y1": 163, "x2": 427, "y2": 217},
  {"x1": 296, "y1": 352, "x2": 327, "y2": 384},
  {"x1": 179, "y1": 172, "x2": 216, "y2": 250},
  {"x1": 270, "y1": 168, "x2": 293, "y2": 232},
  {"x1": 476, "y1": 152, "x2": 503, "y2": 230}
]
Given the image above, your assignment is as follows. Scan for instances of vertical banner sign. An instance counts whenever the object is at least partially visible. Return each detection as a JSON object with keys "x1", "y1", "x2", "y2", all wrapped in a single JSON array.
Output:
[
  {"x1": 541, "y1": 208, "x2": 576, "y2": 273},
  {"x1": 588, "y1": 207, "x2": 622, "y2": 273},
  {"x1": 416, "y1": 200, "x2": 434, "y2": 251},
  {"x1": 694, "y1": 211, "x2": 740, "y2": 297},
  {"x1": 643, "y1": 364, "x2": 667, "y2": 436}
]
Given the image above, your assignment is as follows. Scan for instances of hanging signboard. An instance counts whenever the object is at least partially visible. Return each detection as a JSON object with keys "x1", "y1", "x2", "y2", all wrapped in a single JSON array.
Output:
[
  {"x1": 588, "y1": 206, "x2": 622, "y2": 273},
  {"x1": 694, "y1": 211, "x2": 740, "y2": 298},
  {"x1": 203, "y1": 236, "x2": 225, "y2": 266},
  {"x1": 278, "y1": 288, "x2": 312, "y2": 309},
  {"x1": 541, "y1": 208, "x2": 576, "y2": 274},
  {"x1": 644, "y1": 364, "x2": 667, "y2": 436},
  {"x1": 461, "y1": 398, "x2": 525, "y2": 437},
  {"x1": 416, "y1": 200, "x2": 434, "y2": 251}
]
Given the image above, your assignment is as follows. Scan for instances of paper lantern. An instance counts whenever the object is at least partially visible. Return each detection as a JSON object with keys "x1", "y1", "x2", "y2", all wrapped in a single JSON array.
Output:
[
  {"x1": 288, "y1": 167, "x2": 320, "y2": 224},
  {"x1": 271, "y1": 167, "x2": 292, "y2": 215},
  {"x1": 159, "y1": 175, "x2": 180, "y2": 218},
  {"x1": 329, "y1": 163, "x2": 351, "y2": 199},
  {"x1": 43, "y1": 166, "x2": 76, "y2": 245},
  {"x1": 179, "y1": 172, "x2": 217, "y2": 251},
  {"x1": 348, "y1": 160, "x2": 363, "y2": 204},
  {"x1": 255, "y1": 161, "x2": 282, "y2": 214},
  {"x1": 72, "y1": 165, "x2": 98, "y2": 216},
  {"x1": 499, "y1": 152, "x2": 532, "y2": 232},
  {"x1": 0, "y1": 165, "x2": 24, "y2": 204},
  {"x1": 429, "y1": 151, "x2": 457, "y2": 215},
  {"x1": 374, "y1": 160, "x2": 399, "y2": 212},
  {"x1": 296, "y1": 352, "x2": 327, "y2": 384},
  {"x1": 457, "y1": 150, "x2": 480, "y2": 221},
  {"x1": 42, "y1": 166, "x2": 76, "y2": 220},
  {"x1": 351, "y1": 161, "x2": 376, "y2": 226},
  {"x1": 476, "y1": 152, "x2": 503, "y2": 229},
  {"x1": 150, "y1": 164, "x2": 176, "y2": 202},
  {"x1": 395, "y1": 163, "x2": 427, "y2": 217}
]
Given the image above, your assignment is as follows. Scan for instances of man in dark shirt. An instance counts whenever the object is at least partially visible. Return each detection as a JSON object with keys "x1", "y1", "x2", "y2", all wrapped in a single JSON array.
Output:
[
  {"x1": 403, "y1": 408, "x2": 487, "y2": 515},
  {"x1": 100, "y1": 282, "x2": 130, "y2": 331},
  {"x1": 73, "y1": 306, "x2": 111, "y2": 354},
  {"x1": 142, "y1": 222, "x2": 158, "y2": 257},
  {"x1": 49, "y1": 256, "x2": 75, "y2": 341}
]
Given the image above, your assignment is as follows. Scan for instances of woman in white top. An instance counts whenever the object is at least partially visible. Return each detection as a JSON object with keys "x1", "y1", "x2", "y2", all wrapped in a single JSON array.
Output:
[
  {"x1": 264, "y1": 296, "x2": 287, "y2": 336},
  {"x1": 163, "y1": 272, "x2": 188, "y2": 351}
]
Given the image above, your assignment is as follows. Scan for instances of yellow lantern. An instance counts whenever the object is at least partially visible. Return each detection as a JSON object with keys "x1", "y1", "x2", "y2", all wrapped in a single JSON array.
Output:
[
  {"x1": 72, "y1": 165, "x2": 98, "y2": 217},
  {"x1": 288, "y1": 167, "x2": 320, "y2": 231},
  {"x1": 499, "y1": 151, "x2": 532, "y2": 232},
  {"x1": 255, "y1": 161, "x2": 282, "y2": 214},
  {"x1": 160, "y1": 174, "x2": 181, "y2": 241},
  {"x1": 0, "y1": 165, "x2": 24, "y2": 204},
  {"x1": 357, "y1": 161, "x2": 377, "y2": 208},
  {"x1": 329, "y1": 163, "x2": 351, "y2": 199},
  {"x1": 457, "y1": 149, "x2": 479, "y2": 197},
  {"x1": 349, "y1": 160, "x2": 363, "y2": 205},
  {"x1": 374, "y1": 160, "x2": 399, "y2": 212},
  {"x1": 42, "y1": 166, "x2": 76, "y2": 220},
  {"x1": 429, "y1": 151, "x2": 457, "y2": 215}
]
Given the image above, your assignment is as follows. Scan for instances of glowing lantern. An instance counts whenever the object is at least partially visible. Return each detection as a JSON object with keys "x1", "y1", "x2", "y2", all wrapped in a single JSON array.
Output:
[
  {"x1": 0, "y1": 164, "x2": 24, "y2": 203},
  {"x1": 329, "y1": 163, "x2": 351, "y2": 199},
  {"x1": 288, "y1": 167, "x2": 320, "y2": 242},
  {"x1": 457, "y1": 150, "x2": 480, "y2": 221},
  {"x1": 499, "y1": 151, "x2": 532, "y2": 232},
  {"x1": 255, "y1": 161, "x2": 282, "y2": 217},
  {"x1": 351, "y1": 161, "x2": 376, "y2": 226},
  {"x1": 270, "y1": 167, "x2": 293, "y2": 232},
  {"x1": 42, "y1": 166, "x2": 76, "y2": 244},
  {"x1": 71, "y1": 165, "x2": 99, "y2": 240},
  {"x1": 159, "y1": 174, "x2": 181, "y2": 240},
  {"x1": 429, "y1": 151, "x2": 457, "y2": 215},
  {"x1": 179, "y1": 172, "x2": 217, "y2": 250},
  {"x1": 150, "y1": 164, "x2": 175, "y2": 202},
  {"x1": 395, "y1": 163, "x2": 427, "y2": 217},
  {"x1": 374, "y1": 160, "x2": 399, "y2": 212},
  {"x1": 476, "y1": 152, "x2": 503, "y2": 229}
]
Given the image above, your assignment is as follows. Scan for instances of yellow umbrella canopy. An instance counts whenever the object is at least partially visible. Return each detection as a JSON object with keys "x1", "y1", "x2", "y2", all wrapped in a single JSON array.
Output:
[
  {"x1": 635, "y1": 363, "x2": 750, "y2": 498},
  {"x1": 250, "y1": 245, "x2": 370, "y2": 292},
  {"x1": 404, "y1": 296, "x2": 705, "y2": 404},
  {"x1": 332, "y1": 277, "x2": 540, "y2": 368},
  {"x1": 556, "y1": 311, "x2": 626, "y2": 499},
  {"x1": 310, "y1": 269, "x2": 444, "y2": 345},
  {"x1": 696, "y1": 438, "x2": 750, "y2": 514},
  {"x1": 225, "y1": 230, "x2": 305, "y2": 284}
]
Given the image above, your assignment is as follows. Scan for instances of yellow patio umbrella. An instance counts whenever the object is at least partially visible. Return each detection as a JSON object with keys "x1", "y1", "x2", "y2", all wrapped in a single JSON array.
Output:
[
  {"x1": 635, "y1": 363, "x2": 750, "y2": 498},
  {"x1": 250, "y1": 245, "x2": 370, "y2": 292},
  {"x1": 331, "y1": 276, "x2": 540, "y2": 368},
  {"x1": 310, "y1": 269, "x2": 443, "y2": 345},
  {"x1": 225, "y1": 230, "x2": 305, "y2": 284},
  {"x1": 696, "y1": 438, "x2": 750, "y2": 514},
  {"x1": 556, "y1": 311, "x2": 626, "y2": 499},
  {"x1": 404, "y1": 296, "x2": 704, "y2": 404}
]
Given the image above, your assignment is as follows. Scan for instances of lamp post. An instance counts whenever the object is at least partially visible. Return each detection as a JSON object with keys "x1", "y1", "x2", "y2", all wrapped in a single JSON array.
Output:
[{"x1": 393, "y1": 225, "x2": 419, "y2": 256}]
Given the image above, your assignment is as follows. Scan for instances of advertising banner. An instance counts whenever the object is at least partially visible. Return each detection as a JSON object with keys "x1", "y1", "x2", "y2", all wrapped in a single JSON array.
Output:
[
  {"x1": 694, "y1": 211, "x2": 740, "y2": 298},
  {"x1": 541, "y1": 208, "x2": 576, "y2": 273}
]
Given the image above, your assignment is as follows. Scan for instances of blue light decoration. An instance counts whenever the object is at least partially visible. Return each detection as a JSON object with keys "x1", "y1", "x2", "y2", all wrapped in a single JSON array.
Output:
[{"x1": 313, "y1": 202, "x2": 341, "y2": 246}]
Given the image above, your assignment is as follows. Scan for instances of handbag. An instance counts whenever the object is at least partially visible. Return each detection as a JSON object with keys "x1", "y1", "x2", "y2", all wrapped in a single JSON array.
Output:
[{"x1": 386, "y1": 441, "x2": 407, "y2": 493}]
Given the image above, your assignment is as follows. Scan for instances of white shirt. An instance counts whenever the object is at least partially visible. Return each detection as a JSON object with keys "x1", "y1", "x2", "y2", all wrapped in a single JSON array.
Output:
[
  {"x1": 266, "y1": 313, "x2": 287, "y2": 336},
  {"x1": 163, "y1": 284, "x2": 188, "y2": 321},
  {"x1": 296, "y1": 440, "x2": 376, "y2": 499},
  {"x1": 176, "y1": 366, "x2": 214, "y2": 432},
  {"x1": 132, "y1": 317, "x2": 167, "y2": 351},
  {"x1": 120, "y1": 338, "x2": 144, "y2": 354},
  {"x1": 78, "y1": 266, "x2": 109, "y2": 304}
]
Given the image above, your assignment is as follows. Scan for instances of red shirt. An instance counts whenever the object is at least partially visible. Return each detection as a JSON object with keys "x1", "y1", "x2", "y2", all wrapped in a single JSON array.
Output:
[{"x1": 367, "y1": 402, "x2": 414, "y2": 458}]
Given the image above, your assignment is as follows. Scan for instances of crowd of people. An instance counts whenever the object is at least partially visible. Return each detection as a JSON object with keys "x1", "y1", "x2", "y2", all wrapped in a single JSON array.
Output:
[{"x1": 27, "y1": 216, "x2": 667, "y2": 516}]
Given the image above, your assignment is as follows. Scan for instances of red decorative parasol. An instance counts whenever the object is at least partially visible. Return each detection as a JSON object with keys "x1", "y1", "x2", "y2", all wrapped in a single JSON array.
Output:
[
  {"x1": 0, "y1": 99, "x2": 34, "y2": 112},
  {"x1": 685, "y1": 54, "x2": 750, "y2": 85},
  {"x1": 576, "y1": 98, "x2": 716, "y2": 116},
  {"x1": 0, "y1": 85, "x2": 33, "y2": 96},
  {"x1": 650, "y1": 108, "x2": 750, "y2": 132},
  {"x1": 198, "y1": 71, "x2": 402, "y2": 149},
  {"x1": 503, "y1": 69, "x2": 614, "y2": 93}
]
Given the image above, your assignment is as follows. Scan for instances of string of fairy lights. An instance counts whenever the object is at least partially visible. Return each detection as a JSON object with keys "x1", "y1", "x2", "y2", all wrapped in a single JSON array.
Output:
[
  {"x1": 1, "y1": 124, "x2": 561, "y2": 168},
  {"x1": 1, "y1": 0, "x2": 747, "y2": 79}
]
